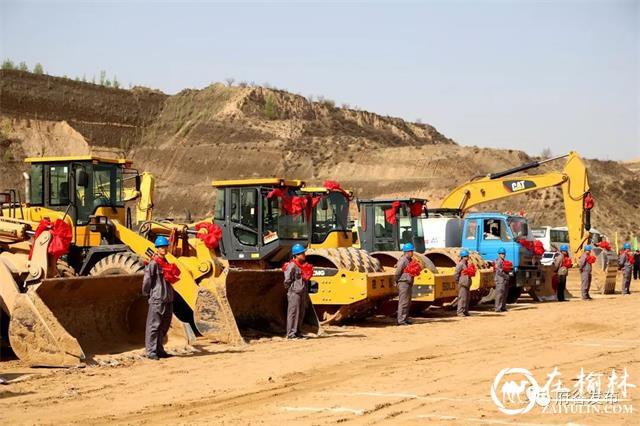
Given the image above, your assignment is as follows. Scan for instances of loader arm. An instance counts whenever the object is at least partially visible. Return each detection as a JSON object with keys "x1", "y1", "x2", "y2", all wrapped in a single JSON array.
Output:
[{"x1": 439, "y1": 151, "x2": 591, "y2": 258}]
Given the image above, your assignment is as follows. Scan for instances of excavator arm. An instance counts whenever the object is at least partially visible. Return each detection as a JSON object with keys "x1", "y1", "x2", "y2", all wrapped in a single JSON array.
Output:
[{"x1": 439, "y1": 152, "x2": 591, "y2": 258}]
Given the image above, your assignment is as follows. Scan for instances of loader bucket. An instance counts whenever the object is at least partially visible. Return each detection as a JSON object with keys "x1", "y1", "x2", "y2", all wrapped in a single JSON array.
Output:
[
  {"x1": 8, "y1": 274, "x2": 150, "y2": 366},
  {"x1": 529, "y1": 265, "x2": 558, "y2": 302},
  {"x1": 194, "y1": 268, "x2": 320, "y2": 345}
]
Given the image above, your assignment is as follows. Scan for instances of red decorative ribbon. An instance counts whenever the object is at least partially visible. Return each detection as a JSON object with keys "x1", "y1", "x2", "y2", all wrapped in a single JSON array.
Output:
[
  {"x1": 29, "y1": 218, "x2": 72, "y2": 262},
  {"x1": 153, "y1": 255, "x2": 181, "y2": 284},
  {"x1": 562, "y1": 257, "x2": 573, "y2": 268},
  {"x1": 462, "y1": 263, "x2": 477, "y2": 277},
  {"x1": 404, "y1": 259, "x2": 422, "y2": 277},
  {"x1": 501, "y1": 260, "x2": 513, "y2": 273},
  {"x1": 517, "y1": 238, "x2": 545, "y2": 256},
  {"x1": 583, "y1": 193, "x2": 594, "y2": 210},
  {"x1": 385, "y1": 201, "x2": 401, "y2": 224},
  {"x1": 597, "y1": 241, "x2": 611, "y2": 251},
  {"x1": 586, "y1": 255, "x2": 596, "y2": 264},
  {"x1": 282, "y1": 258, "x2": 314, "y2": 280},
  {"x1": 195, "y1": 222, "x2": 223, "y2": 249},
  {"x1": 409, "y1": 202, "x2": 423, "y2": 217},
  {"x1": 267, "y1": 188, "x2": 319, "y2": 217}
]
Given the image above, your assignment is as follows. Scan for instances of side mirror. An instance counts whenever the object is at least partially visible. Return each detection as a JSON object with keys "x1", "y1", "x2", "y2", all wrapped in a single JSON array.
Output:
[
  {"x1": 135, "y1": 175, "x2": 141, "y2": 191},
  {"x1": 320, "y1": 197, "x2": 329, "y2": 211},
  {"x1": 76, "y1": 169, "x2": 88, "y2": 187}
]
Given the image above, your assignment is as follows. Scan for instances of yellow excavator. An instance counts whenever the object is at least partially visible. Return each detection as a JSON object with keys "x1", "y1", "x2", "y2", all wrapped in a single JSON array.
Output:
[
  {"x1": 0, "y1": 158, "x2": 318, "y2": 366},
  {"x1": 438, "y1": 151, "x2": 617, "y2": 295},
  {"x1": 354, "y1": 198, "x2": 491, "y2": 311},
  {"x1": 298, "y1": 186, "x2": 397, "y2": 323}
]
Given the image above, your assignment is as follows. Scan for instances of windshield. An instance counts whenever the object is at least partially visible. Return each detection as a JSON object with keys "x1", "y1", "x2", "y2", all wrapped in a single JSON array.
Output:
[
  {"x1": 262, "y1": 191, "x2": 308, "y2": 242},
  {"x1": 311, "y1": 192, "x2": 349, "y2": 243},
  {"x1": 75, "y1": 163, "x2": 123, "y2": 225},
  {"x1": 507, "y1": 217, "x2": 528, "y2": 240}
]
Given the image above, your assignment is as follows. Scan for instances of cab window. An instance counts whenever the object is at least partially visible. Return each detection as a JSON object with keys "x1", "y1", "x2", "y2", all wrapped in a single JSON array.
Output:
[
  {"x1": 49, "y1": 165, "x2": 70, "y2": 206},
  {"x1": 214, "y1": 189, "x2": 225, "y2": 220},
  {"x1": 231, "y1": 188, "x2": 258, "y2": 246},
  {"x1": 484, "y1": 219, "x2": 511, "y2": 241},
  {"x1": 30, "y1": 164, "x2": 44, "y2": 205},
  {"x1": 466, "y1": 220, "x2": 477, "y2": 240}
]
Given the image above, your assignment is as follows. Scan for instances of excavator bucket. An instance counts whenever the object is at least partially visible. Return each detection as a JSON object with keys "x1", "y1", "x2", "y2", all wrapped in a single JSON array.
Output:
[
  {"x1": 194, "y1": 268, "x2": 320, "y2": 345},
  {"x1": 4, "y1": 273, "x2": 190, "y2": 367},
  {"x1": 305, "y1": 247, "x2": 396, "y2": 325}
]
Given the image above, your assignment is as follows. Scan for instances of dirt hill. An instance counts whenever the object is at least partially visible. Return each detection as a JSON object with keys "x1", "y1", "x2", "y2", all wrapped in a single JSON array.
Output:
[{"x1": 1, "y1": 70, "x2": 638, "y2": 239}]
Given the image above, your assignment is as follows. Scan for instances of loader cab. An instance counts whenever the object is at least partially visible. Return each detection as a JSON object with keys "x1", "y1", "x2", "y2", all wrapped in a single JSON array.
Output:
[
  {"x1": 300, "y1": 187, "x2": 352, "y2": 248},
  {"x1": 20, "y1": 156, "x2": 140, "y2": 246},
  {"x1": 212, "y1": 179, "x2": 308, "y2": 265},
  {"x1": 356, "y1": 198, "x2": 427, "y2": 253}
]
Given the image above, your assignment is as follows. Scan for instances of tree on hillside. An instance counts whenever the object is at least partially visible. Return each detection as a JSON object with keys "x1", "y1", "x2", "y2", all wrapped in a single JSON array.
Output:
[
  {"x1": 18, "y1": 61, "x2": 28, "y2": 71},
  {"x1": 113, "y1": 75, "x2": 120, "y2": 89},
  {"x1": 540, "y1": 147, "x2": 552, "y2": 159},
  {"x1": 225, "y1": 77, "x2": 235, "y2": 87},
  {"x1": 33, "y1": 63, "x2": 44, "y2": 74},
  {"x1": 99, "y1": 70, "x2": 106, "y2": 85},
  {"x1": 2, "y1": 59, "x2": 15, "y2": 70}
]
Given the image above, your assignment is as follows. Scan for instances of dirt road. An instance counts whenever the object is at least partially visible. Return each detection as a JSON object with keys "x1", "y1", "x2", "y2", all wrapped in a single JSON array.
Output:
[{"x1": 2, "y1": 275, "x2": 639, "y2": 425}]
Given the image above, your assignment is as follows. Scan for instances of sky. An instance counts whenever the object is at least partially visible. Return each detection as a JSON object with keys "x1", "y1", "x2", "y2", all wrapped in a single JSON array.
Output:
[{"x1": 1, "y1": 0, "x2": 638, "y2": 160}]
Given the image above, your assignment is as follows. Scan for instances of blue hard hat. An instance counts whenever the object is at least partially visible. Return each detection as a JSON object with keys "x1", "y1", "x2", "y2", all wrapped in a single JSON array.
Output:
[
  {"x1": 623, "y1": 242, "x2": 631, "y2": 250},
  {"x1": 292, "y1": 243, "x2": 306, "y2": 256},
  {"x1": 497, "y1": 247, "x2": 506, "y2": 255},
  {"x1": 560, "y1": 244, "x2": 569, "y2": 252},
  {"x1": 460, "y1": 249, "x2": 469, "y2": 257},
  {"x1": 584, "y1": 245, "x2": 592, "y2": 251},
  {"x1": 154, "y1": 235, "x2": 170, "y2": 248},
  {"x1": 402, "y1": 242, "x2": 415, "y2": 252}
]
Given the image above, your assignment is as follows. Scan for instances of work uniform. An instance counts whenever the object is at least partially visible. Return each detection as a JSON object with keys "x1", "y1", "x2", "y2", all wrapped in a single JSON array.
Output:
[
  {"x1": 578, "y1": 253, "x2": 592, "y2": 300},
  {"x1": 619, "y1": 251, "x2": 633, "y2": 294},
  {"x1": 284, "y1": 262, "x2": 308, "y2": 338},
  {"x1": 454, "y1": 259, "x2": 471, "y2": 316},
  {"x1": 494, "y1": 257, "x2": 509, "y2": 312},
  {"x1": 394, "y1": 255, "x2": 414, "y2": 325},
  {"x1": 142, "y1": 259, "x2": 174, "y2": 358},
  {"x1": 555, "y1": 253, "x2": 569, "y2": 301}
]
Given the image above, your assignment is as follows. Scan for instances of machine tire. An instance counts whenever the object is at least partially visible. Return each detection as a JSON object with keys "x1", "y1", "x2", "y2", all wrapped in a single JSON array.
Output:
[
  {"x1": 56, "y1": 260, "x2": 76, "y2": 277},
  {"x1": 507, "y1": 286, "x2": 523, "y2": 304},
  {"x1": 88, "y1": 252, "x2": 145, "y2": 276}
]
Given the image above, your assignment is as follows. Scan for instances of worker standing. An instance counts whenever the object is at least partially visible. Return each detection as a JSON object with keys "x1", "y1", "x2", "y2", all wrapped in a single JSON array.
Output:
[
  {"x1": 494, "y1": 247, "x2": 510, "y2": 312},
  {"x1": 634, "y1": 249, "x2": 640, "y2": 281},
  {"x1": 619, "y1": 242, "x2": 633, "y2": 295},
  {"x1": 284, "y1": 244, "x2": 311, "y2": 339},
  {"x1": 395, "y1": 243, "x2": 416, "y2": 325},
  {"x1": 555, "y1": 245, "x2": 571, "y2": 302},
  {"x1": 142, "y1": 236, "x2": 179, "y2": 360},
  {"x1": 454, "y1": 250, "x2": 473, "y2": 316},
  {"x1": 578, "y1": 245, "x2": 594, "y2": 300}
]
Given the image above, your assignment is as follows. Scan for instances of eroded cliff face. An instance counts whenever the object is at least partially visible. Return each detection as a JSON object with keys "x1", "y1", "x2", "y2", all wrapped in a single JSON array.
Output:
[{"x1": 1, "y1": 70, "x2": 637, "y2": 238}]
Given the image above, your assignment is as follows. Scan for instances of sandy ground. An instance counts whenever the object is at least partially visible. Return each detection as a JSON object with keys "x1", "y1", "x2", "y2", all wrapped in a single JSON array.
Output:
[{"x1": 1, "y1": 272, "x2": 639, "y2": 425}]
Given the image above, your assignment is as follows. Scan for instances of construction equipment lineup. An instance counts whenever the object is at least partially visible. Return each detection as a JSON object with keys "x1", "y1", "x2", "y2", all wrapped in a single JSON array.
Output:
[{"x1": 0, "y1": 151, "x2": 633, "y2": 366}]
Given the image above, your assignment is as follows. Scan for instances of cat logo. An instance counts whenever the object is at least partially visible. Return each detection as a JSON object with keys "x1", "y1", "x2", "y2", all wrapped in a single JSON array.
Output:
[{"x1": 503, "y1": 179, "x2": 536, "y2": 193}]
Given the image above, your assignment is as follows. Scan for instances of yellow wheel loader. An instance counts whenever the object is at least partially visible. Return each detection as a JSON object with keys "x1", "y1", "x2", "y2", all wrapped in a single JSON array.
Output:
[
  {"x1": 298, "y1": 186, "x2": 397, "y2": 324},
  {"x1": 127, "y1": 178, "x2": 320, "y2": 343},
  {"x1": 355, "y1": 198, "x2": 493, "y2": 313}
]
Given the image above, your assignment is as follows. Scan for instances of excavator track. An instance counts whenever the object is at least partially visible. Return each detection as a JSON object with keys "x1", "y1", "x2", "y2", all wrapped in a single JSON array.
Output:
[{"x1": 306, "y1": 247, "x2": 395, "y2": 325}]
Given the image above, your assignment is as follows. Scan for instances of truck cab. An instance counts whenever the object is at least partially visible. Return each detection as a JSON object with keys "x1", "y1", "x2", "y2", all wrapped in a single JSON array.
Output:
[{"x1": 461, "y1": 212, "x2": 539, "y2": 289}]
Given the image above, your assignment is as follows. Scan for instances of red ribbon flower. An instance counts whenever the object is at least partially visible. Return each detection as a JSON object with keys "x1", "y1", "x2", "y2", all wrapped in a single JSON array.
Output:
[
  {"x1": 195, "y1": 222, "x2": 223, "y2": 249},
  {"x1": 153, "y1": 255, "x2": 181, "y2": 284},
  {"x1": 29, "y1": 218, "x2": 72, "y2": 262},
  {"x1": 404, "y1": 259, "x2": 422, "y2": 277}
]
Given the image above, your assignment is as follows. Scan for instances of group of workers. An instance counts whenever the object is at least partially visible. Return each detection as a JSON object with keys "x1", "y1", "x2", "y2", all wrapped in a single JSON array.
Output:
[{"x1": 140, "y1": 235, "x2": 637, "y2": 359}]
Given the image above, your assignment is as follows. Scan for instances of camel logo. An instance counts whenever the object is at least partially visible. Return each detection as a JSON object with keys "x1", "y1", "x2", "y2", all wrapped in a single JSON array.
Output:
[{"x1": 490, "y1": 368, "x2": 540, "y2": 415}]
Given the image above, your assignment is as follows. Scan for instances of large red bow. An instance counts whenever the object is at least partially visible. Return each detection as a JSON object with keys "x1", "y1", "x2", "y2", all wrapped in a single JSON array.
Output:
[
  {"x1": 562, "y1": 257, "x2": 573, "y2": 268},
  {"x1": 404, "y1": 259, "x2": 422, "y2": 277},
  {"x1": 501, "y1": 260, "x2": 513, "y2": 273},
  {"x1": 195, "y1": 222, "x2": 223, "y2": 249},
  {"x1": 517, "y1": 238, "x2": 545, "y2": 256},
  {"x1": 597, "y1": 241, "x2": 611, "y2": 251},
  {"x1": 385, "y1": 201, "x2": 401, "y2": 224},
  {"x1": 586, "y1": 255, "x2": 596, "y2": 264},
  {"x1": 323, "y1": 180, "x2": 352, "y2": 200},
  {"x1": 462, "y1": 263, "x2": 477, "y2": 277},
  {"x1": 282, "y1": 258, "x2": 314, "y2": 280},
  {"x1": 153, "y1": 255, "x2": 181, "y2": 284},
  {"x1": 29, "y1": 218, "x2": 72, "y2": 262},
  {"x1": 267, "y1": 188, "x2": 319, "y2": 217}
]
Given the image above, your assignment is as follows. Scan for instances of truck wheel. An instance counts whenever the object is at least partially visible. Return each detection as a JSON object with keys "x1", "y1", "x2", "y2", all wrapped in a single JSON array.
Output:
[{"x1": 507, "y1": 286, "x2": 523, "y2": 304}]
